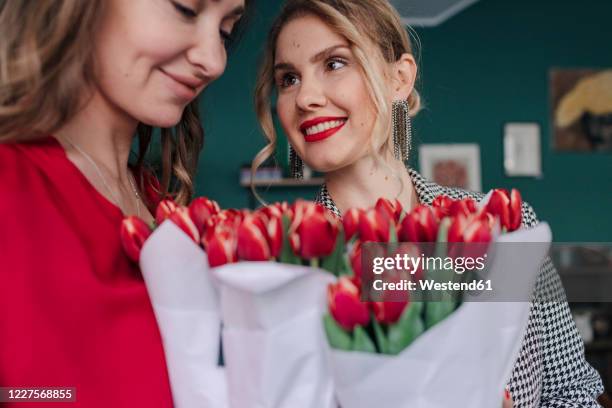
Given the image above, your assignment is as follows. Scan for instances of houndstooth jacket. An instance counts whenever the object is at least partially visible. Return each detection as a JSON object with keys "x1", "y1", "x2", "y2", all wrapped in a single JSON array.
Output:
[{"x1": 315, "y1": 168, "x2": 604, "y2": 408}]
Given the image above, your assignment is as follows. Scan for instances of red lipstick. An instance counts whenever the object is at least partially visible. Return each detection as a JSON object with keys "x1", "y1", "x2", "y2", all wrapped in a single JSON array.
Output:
[{"x1": 299, "y1": 116, "x2": 347, "y2": 143}]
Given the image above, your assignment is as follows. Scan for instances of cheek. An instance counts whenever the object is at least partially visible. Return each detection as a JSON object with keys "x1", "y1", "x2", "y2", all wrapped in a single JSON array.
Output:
[{"x1": 277, "y1": 94, "x2": 305, "y2": 151}]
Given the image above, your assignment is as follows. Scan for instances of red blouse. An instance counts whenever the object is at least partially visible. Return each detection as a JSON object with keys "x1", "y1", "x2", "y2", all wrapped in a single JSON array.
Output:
[{"x1": 0, "y1": 137, "x2": 173, "y2": 407}]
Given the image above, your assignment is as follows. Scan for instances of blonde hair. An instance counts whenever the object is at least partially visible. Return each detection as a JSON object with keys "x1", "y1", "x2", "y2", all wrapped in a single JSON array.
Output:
[
  {"x1": 0, "y1": 0, "x2": 203, "y2": 205},
  {"x1": 252, "y1": 0, "x2": 421, "y2": 198}
]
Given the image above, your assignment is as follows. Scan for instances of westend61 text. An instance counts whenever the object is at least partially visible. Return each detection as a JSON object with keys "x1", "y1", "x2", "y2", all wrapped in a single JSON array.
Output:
[{"x1": 372, "y1": 279, "x2": 493, "y2": 292}]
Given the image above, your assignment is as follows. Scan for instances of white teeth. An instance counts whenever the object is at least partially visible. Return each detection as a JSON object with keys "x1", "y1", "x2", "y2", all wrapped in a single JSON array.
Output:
[{"x1": 304, "y1": 120, "x2": 346, "y2": 136}]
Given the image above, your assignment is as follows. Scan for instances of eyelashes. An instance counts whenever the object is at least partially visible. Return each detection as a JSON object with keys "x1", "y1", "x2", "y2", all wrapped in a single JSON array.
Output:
[
  {"x1": 171, "y1": 1, "x2": 197, "y2": 18},
  {"x1": 170, "y1": 1, "x2": 234, "y2": 47},
  {"x1": 325, "y1": 58, "x2": 347, "y2": 71},
  {"x1": 276, "y1": 57, "x2": 349, "y2": 89}
]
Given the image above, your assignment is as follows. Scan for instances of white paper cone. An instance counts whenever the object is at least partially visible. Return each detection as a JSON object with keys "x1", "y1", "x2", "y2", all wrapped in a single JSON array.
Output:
[
  {"x1": 331, "y1": 223, "x2": 552, "y2": 408},
  {"x1": 213, "y1": 262, "x2": 337, "y2": 408},
  {"x1": 141, "y1": 221, "x2": 225, "y2": 408}
]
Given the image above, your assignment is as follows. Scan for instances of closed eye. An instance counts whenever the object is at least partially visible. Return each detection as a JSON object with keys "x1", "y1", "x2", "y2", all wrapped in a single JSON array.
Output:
[
  {"x1": 171, "y1": 1, "x2": 197, "y2": 19},
  {"x1": 220, "y1": 30, "x2": 232, "y2": 46}
]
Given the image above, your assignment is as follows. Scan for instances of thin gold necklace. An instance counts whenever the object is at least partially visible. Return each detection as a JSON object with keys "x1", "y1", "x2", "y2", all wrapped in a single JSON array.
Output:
[{"x1": 63, "y1": 136, "x2": 141, "y2": 217}]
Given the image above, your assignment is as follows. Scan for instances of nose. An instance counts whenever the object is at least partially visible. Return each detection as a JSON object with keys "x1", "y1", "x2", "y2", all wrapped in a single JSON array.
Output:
[
  {"x1": 295, "y1": 76, "x2": 327, "y2": 112},
  {"x1": 186, "y1": 28, "x2": 227, "y2": 83}
]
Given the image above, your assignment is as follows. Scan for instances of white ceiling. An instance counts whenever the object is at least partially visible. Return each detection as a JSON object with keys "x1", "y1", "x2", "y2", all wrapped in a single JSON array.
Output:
[{"x1": 389, "y1": 0, "x2": 480, "y2": 27}]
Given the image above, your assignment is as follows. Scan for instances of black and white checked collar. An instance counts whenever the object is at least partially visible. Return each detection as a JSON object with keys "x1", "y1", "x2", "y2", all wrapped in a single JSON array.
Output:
[{"x1": 315, "y1": 167, "x2": 447, "y2": 217}]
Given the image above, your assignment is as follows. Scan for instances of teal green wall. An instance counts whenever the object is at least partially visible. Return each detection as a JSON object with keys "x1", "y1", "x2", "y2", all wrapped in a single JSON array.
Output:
[{"x1": 198, "y1": 0, "x2": 611, "y2": 242}]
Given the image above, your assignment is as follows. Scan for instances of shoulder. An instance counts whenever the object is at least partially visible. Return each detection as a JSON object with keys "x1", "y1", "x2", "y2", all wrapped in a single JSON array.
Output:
[
  {"x1": 435, "y1": 183, "x2": 540, "y2": 229},
  {"x1": 0, "y1": 142, "x2": 31, "y2": 191},
  {"x1": 0, "y1": 138, "x2": 60, "y2": 209}
]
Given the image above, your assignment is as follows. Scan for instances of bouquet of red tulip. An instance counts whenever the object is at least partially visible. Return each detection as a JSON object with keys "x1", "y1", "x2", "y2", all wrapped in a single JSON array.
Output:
[
  {"x1": 321, "y1": 190, "x2": 552, "y2": 408},
  {"x1": 121, "y1": 197, "x2": 230, "y2": 408},
  {"x1": 122, "y1": 198, "x2": 347, "y2": 408}
]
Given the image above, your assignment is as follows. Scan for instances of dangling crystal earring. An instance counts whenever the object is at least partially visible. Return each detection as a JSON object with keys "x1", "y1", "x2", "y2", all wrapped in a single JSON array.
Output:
[
  {"x1": 392, "y1": 99, "x2": 412, "y2": 162},
  {"x1": 289, "y1": 145, "x2": 303, "y2": 179}
]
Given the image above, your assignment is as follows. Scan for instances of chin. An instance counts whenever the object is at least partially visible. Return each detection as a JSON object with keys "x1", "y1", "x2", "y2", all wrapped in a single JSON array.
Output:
[
  {"x1": 302, "y1": 144, "x2": 353, "y2": 173},
  {"x1": 140, "y1": 107, "x2": 185, "y2": 128},
  {"x1": 304, "y1": 156, "x2": 347, "y2": 174}
]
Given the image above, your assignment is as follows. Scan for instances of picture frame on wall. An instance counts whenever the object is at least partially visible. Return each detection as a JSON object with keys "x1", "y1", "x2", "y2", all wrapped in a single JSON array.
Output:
[
  {"x1": 418, "y1": 144, "x2": 482, "y2": 192},
  {"x1": 550, "y1": 68, "x2": 612, "y2": 152},
  {"x1": 503, "y1": 122, "x2": 543, "y2": 178}
]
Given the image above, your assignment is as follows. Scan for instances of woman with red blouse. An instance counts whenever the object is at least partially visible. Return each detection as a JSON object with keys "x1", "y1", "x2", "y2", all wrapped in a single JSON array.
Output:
[{"x1": 0, "y1": 0, "x2": 247, "y2": 406}]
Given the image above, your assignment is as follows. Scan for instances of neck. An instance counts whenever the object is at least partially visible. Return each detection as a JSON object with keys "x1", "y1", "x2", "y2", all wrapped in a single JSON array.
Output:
[
  {"x1": 55, "y1": 89, "x2": 138, "y2": 182},
  {"x1": 324, "y1": 148, "x2": 419, "y2": 215}
]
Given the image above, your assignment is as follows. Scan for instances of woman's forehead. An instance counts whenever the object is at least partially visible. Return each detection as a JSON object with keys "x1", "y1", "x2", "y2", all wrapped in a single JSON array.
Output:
[{"x1": 275, "y1": 15, "x2": 348, "y2": 62}]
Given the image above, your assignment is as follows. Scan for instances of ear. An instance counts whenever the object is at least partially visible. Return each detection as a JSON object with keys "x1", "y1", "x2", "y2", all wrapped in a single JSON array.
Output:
[{"x1": 390, "y1": 53, "x2": 417, "y2": 101}]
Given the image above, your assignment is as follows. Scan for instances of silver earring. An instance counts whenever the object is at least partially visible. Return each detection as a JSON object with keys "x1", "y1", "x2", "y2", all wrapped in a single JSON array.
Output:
[
  {"x1": 392, "y1": 99, "x2": 412, "y2": 162},
  {"x1": 289, "y1": 146, "x2": 303, "y2": 179}
]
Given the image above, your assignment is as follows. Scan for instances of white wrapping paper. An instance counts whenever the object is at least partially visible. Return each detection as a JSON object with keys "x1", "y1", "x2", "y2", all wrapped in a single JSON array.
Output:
[
  {"x1": 140, "y1": 221, "x2": 226, "y2": 408},
  {"x1": 330, "y1": 222, "x2": 552, "y2": 408},
  {"x1": 213, "y1": 262, "x2": 337, "y2": 408}
]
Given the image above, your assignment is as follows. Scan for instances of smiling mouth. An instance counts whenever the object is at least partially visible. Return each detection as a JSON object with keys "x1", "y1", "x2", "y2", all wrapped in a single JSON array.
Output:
[
  {"x1": 300, "y1": 118, "x2": 348, "y2": 142},
  {"x1": 159, "y1": 68, "x2": 198, "y2": 100}
]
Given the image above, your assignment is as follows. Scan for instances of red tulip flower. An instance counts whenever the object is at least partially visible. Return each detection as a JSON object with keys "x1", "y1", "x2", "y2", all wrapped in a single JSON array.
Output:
[
  {"x1": 168, "y1": 206, "x2": 200, "y2": 243},
  {"x1": 258, "y1": 203, "x2": 284, "y2": 220},
  {"x1": 207, "y1": 227, "x2": 238, "y2": 267},
  {"x1": 343, "y1": 208, "x2": 362, "y2": 242},
  {"x1": 448, "y1": 198, "x2": 477, "y2": 218},
  {"x1": 485, "y1": 189, "x2": 522, "y2": 232},
  {"x1": 328, "y1": 276, "x2": 370, "y2": 331},
  {"x1": 349, "y1": 241, "x2": 363, "y2": 282},
  {"x1": 432, "y1": 195, "x2": 453, "y2": 217},
  {"x1": 370, "y1": 300, "x2": 408, "y2": 325},
  {"x1": 237, "y1": 214, "x2": 271, "y2": 261},
  {"x1": 202, "y1": 216, "x2": 240, "y2": 249},
  {"x1": 189, "y1": 197, "x2": 220, "y2": 236},
  {"x1": 120, "y1": 216, "x2": 152, "y2": 262},
  {"x1": 447, "y1": 213, "x2": 493, "y2": 260},
  {"x1": 375, "y1": 198, "x2": 403, "y2": 223},
  {"x1": 290, "y1": 200, "x2": 340, "y2": 258},
  {"x1": 358, "y1": 207, "x2": 390, "y2": 242},
  {"x1": 264, "y1": 213, "x2": 283, "y2": 258},
  {"x1": 155, "y1": 198, "x2": 178, "y2": 225},
  {"x1": 398, "y1": 205, "x2": 439, "y2": 242},
  {"x1": 253, "y1": 207, "x2": 283, "y2": 258},
  {"x1": 448, "y1": 213, "x2": 493, "y2": 243}
]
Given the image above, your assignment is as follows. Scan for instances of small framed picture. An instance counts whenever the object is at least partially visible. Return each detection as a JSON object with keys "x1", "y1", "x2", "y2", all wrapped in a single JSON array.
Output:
[
  {"x1": 503, "y1": 123, "x2": 542, "y2": 177},
  {"x1": 550, "y1": 68, "x2": 612, "y2": 151},
  {"x1": 418, "y1": 144, "x2": 482, "y2": 192}
]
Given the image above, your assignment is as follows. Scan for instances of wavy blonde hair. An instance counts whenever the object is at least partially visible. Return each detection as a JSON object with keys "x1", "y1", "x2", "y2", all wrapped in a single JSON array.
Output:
[
  {"x1": 252, "y1": 0, "x2": 421, "y2": 196},
  {"x1": 0, "y1": 0, "x2": 205, "y2": 205}
]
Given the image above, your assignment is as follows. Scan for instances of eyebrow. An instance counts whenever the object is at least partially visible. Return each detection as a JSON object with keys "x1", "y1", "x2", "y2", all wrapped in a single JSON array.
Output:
[{"x1": 274, "y1": 44, "x2": 350, "y2": 72}]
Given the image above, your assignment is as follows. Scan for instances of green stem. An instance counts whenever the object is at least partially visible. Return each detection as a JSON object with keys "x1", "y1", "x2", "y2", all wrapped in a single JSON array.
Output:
[{"x1": 310, "y1": 258, "x2": 320, "y2": 268}]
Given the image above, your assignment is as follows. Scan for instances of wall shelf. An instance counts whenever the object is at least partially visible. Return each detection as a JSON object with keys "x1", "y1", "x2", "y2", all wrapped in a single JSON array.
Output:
[{"x1": 240, "y1": 178, "x2": 324, "y2": 188}]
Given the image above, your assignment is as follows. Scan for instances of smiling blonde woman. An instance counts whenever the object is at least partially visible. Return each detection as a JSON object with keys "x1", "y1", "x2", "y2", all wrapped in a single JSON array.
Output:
[{"x1": 253, "y1": 0, "x2": 604, "y2": 406}]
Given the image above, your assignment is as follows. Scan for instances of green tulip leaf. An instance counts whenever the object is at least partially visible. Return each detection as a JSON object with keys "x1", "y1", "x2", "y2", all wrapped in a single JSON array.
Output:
[
  {"x1": 352, "y1": 325, "x2": 377, "y2": 353},
  {"x1": 389, "y1": 222, "x2": 398, "y2": 244},
  {"x1": 436, "y1": 217, "x2": 452, "y2": 244},
  {"x1": 387, "y1": 302, "x2": 425, "y2": 354},
  {"x1": 372, "y1": 318, "x2": 390, "y2": 354},
  {"x1": 424, "y1": 300, "x2": 456, "y2": 330},
  {"x1": 323, "y1": 314, "x2": 352, "y2": 351},
  {"x1": 338, "y1": 253, "x2": 353, "y2": 277},
  {"x1": 320, "y1": 229, "x2": 346, "y2": 276}
]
